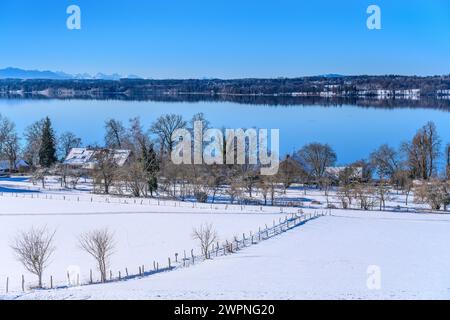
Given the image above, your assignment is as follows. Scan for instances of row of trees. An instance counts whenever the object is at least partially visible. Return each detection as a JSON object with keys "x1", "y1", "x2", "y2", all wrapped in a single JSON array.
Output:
[
  {"x1": 3, "y1": 75, "x2": 450, "y2": 96},
  {"x1": 2, "y1": 111, "x2": 449, "y2": 210},
  {"x1": 11, "y1": 226, "x2": 115, "y2": 288},
  {"x1": 1, "y1": 113, "x2": 80, "y2": 171}
]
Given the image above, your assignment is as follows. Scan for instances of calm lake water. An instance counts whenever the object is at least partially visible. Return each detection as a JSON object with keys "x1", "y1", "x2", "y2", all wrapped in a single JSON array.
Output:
[{"x1": 1, "y1": 99, "x2": 449, "y2": 165}]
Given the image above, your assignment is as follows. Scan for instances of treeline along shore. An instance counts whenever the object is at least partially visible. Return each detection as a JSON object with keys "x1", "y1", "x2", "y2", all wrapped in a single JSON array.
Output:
[{"x1": 1, "y1": 75, "x2": 450, "y2": 109}]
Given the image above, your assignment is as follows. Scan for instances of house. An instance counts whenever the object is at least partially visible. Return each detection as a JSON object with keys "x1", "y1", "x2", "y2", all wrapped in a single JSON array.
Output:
[
  {"x1": 325, "y1": 166, "x2": 364, "y2": 182},
  {"x1": 0, "y1": 159, "x2": 30, "y2": 175},
  {"x1": 64, "y1": 148, "x2": 131, "y2": 170}
]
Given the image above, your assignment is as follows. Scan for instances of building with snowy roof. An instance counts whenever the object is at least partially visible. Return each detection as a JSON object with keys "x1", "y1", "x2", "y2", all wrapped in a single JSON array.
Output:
[{"x1": 64, "y1": 148, "x2": 131, "y2": 170}]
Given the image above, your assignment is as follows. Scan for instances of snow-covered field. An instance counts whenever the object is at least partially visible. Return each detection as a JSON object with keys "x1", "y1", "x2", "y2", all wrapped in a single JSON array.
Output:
[
  {"x1": 4, "y1": 209, "x2": 450, "y2": 300},
  {"x1": 0, "y1": 191, "x2": 292, "y2": 293},
  {"x1": 1, "y1": 177, "x2": 450, "y2": 300}
]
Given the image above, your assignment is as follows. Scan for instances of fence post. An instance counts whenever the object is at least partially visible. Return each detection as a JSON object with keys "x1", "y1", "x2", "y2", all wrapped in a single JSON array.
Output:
[
  {"x1": 67, "y1": 271, "x2": 70, "y2": 286},
  {"x1": 6, "y1": 277, "x2": 9, "y2": 294},
  {"x1": 175, "y1": 253, "x2": 178, "y2": 263},
  {"x1": 22, "y1": 275, "x2": 25, "y2": 292},
  {"x1": 90, "y1": 269, "x2": 93, "y2": 284},
  {"x1": 126, "y1": 268, "x2": 129, "y2": 277},
  {"x1": 119, "y1": 271, "x2": 122, "y2": 280},
  {"x1": 168, "y1": 257, "x2": 171, "y2": 269},
  {"x1": 50, "y1": 276, "x2": 53, "y2": 289},
  {"x1": 139, "y1": 266, "x2": 142, "y2": 276},
  {"x1": 191, "y1": 249, "x2": 195, "y2": 264}
]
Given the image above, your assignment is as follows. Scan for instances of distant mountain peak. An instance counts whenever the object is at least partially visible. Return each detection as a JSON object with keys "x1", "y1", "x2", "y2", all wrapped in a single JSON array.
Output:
[{"x1": 0, "y1": 67, "x2": 141, "y2": 80}]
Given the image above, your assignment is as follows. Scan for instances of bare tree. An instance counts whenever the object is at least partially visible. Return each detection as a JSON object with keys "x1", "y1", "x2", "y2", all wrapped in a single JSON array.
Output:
[
  {"x1": 23, "y1": 119, "x2": 45, "y2": 167},
  {"x1": 415, "y1": 179, "x2": 450, "y2": 211},
  {"x1": 32, "y1": 168, "x2": 49, "y2": 188},
  {"x1": 446, "y1": 143, "x2": 450, "y2": 179},
  {"x1": 192, "y1": 223, "x2": 218, "y2": 259},
  {"x1": 104, "y1": 119, "x2": 128, "y2": 149},
  {"x1": 190, "y1": 112, "x2": 210, "y2": 130},
  {"x1": 402, "y1": 122, "x2": 441, "y2": 180},
  {"x1": 353, "y1": 183, "x2": 377, "y2": 211},
  {"x1": 319, "y1": 176, "x2": 332, "y2": 207},
  {"x1": 11, "y1": 226, "x2": 56, "y2": 288},
  {"x1": 278, "y1": 155, "x2": 304, "y2": 193},
  {"x1": 337, "y1": 182, "x2": 354, "y2": 209},
  {"x1": 121, "y1": 157, "x2": 148, "y2": 197},
  {"x1": 206, "y1": 164, "x2": 226, "y2": 203},
  {"x1": 68, "y1": 168, "x2": 84, "y2": 189},
  {"x1": 370, "y1": 144, "x2": 400, "y2": 180},
  {"x1": 58, "y1": 131, "x2": 82, "y2": 160},
  {"x1": 256, "y1": 179, "x2": 270, "y2": 205},
  {"x1": 0, "y1": 114, "x2": 20, "y2": 172},
  {"x1": 376, "y1": 180, "x2": 391, "y2": 211},
  {"x1": 150, "y1": 114, "x2": 186, "y2": 156},
  {"x1": 92, "y1": 149, "x2": 118, "y2": 194},
  {"x1": 295, "y1": 143, "x2": 337, "y2": 183},
  {"x1": 226, "y1": 180, "x2": 244, "y2": 204},
  {"x1": 79, "y1": 228, "x2": 115, "y2": 283}
]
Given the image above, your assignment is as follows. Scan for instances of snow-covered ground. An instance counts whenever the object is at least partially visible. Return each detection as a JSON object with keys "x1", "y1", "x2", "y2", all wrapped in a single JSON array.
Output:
[
  {"x1": 0, "y1": 188, "x2": 293, "y2": 293},
  {"x1": 0, "y1": 175, "x2": 433, "y2": 212},
  {"x1": 4, "y1": 209, "x2": 450, "y2": 300},
  {"x1": 1, "y1": 176, "x2": 449, "y2": 300}
]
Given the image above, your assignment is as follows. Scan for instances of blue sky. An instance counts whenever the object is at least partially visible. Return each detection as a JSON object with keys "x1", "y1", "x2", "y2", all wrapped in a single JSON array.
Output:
[{"x1": 1, "y1": 0, "x2": 449, "y2": 78}]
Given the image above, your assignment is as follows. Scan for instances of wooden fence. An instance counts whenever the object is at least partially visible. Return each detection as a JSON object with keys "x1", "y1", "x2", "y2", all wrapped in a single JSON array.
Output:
[
  {"x1": 0, "y1": 191, "x2": 302, "y2": 215},
  {"x1": 1, "y1": 210, "x2": 329, "y2": 294}
]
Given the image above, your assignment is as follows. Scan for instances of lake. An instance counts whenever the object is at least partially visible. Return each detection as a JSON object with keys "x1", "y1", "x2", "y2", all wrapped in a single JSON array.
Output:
[{"x1": 0, "y1": 98, "x2": 449, "y2": 165}]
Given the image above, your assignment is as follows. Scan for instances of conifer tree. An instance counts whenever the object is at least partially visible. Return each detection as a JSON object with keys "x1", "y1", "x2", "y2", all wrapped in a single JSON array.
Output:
[
  {"x1": 39, "y1": 117, "x2": 57, "y2": 168},
  {"x1": 141, "y1": 143, "x2": 159, "y2": 196}
]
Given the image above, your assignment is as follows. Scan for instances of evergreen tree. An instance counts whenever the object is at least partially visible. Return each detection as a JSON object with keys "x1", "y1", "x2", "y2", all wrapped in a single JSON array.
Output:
[
  {"x1": 141, "y1": 143, "x2": 159, "y2": 196},
  {"x1": 38, "y1": 117, "x2": 57, "y2": 168}
]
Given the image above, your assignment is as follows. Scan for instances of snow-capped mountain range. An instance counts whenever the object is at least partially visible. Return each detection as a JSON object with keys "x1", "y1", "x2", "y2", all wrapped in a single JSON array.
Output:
[{"x1": 0, "y1": 67, "x2": 142, "y2": 80}]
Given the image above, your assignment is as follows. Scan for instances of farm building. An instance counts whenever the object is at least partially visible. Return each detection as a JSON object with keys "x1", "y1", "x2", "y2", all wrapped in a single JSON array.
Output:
[
  {"x1": 0, "y1": 159, "x2": 30, "y2": 175},
  {"x1": 325, "y1": 166, "x2": 364, "y2": 182},
  {"x1": 64, "y1": 148, "x2": 131, "y2": 170}
]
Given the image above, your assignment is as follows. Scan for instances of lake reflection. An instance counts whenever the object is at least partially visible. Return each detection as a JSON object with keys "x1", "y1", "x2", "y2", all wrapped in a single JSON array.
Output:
[{"x1": 0, "y1": 98, "x2": 449, "y2": 165}]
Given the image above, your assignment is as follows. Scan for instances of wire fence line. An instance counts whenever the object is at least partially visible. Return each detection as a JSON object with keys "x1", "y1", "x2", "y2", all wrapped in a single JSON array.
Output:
[
  {"x1": 0, "y1": 191, "x2": 302, "y2": 215},
  {"x1": 1, "y1": 210, "x2": 329, "y2": 295}
]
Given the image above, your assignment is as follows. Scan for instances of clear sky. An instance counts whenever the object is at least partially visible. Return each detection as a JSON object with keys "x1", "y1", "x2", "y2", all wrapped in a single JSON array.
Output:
[{"x1": 1, "y1": 0, "x2": 450, "y2": 78}]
